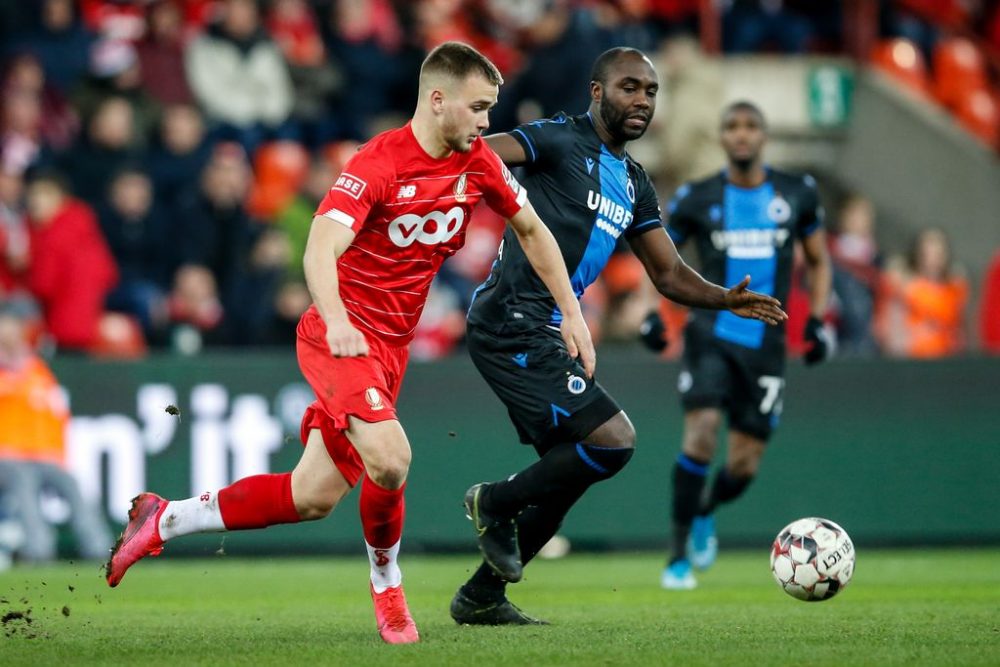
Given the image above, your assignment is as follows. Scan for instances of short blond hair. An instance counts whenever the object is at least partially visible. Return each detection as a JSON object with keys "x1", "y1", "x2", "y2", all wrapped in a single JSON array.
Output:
[{"x1": 419, "y1": 41, "x2": 503, "y2": 88}]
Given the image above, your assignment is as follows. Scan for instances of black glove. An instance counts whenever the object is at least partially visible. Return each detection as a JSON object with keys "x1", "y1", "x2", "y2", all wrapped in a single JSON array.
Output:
[
  {"x1": 638, "y1": 310, "x2": 668, "y2": 353},
  {"x1": 803, "y1": 316, "x2": 835, "y2": 366}
]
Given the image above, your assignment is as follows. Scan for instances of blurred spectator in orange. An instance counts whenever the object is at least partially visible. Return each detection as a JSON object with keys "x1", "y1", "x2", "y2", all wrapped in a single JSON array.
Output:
[
  {"x1": 61, "y1": 96, "x2": 143, "y2": 205},
  {"x1": 6, "y1": 0, "x2": 95, "y2": 95},
  {"x1": 2, "y1": 53, "x2": 79, "y2": 156},
  {"x1": 829, "y1": 196, "x2": 881, "y2": 357},
  {"x1": 136, "y1": 0, "x2": 196, "y2": 107},
  {"x1": 24, "y1": 169, "x2": 118, "y2": 352},
  {"x1": 185, "y1": 0, "x2": 294, "y2": 153},
  {"x1": 979, "y1": 248, "x2": 1000, "y2": 354},
  {"x1": 147, "y1": 103, "x2": 213, "y2": 213},
  {"x1": 0, "y1": 302, "x2": 113, "y2": 562},
  {"x1": 72, "y1": 39, "x2": 161, "y2": 148},
  {"x1": 246, "y1": 139, "x2": 310, "y2": 219},
  {"x1": 98, "y1": 167, "x2": 172, "y2": 340},
  {"x1": 876, "y1": 227, "x2": 968, "y2": 358}
]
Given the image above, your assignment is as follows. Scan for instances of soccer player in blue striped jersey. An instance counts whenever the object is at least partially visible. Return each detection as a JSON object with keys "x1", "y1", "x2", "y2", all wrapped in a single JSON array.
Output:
[
  {"x1": 660, "y1": 101, "x2": 834, "y2": 590},
  {"x1": 452, "y1": 49, "x2": 788, "y2": 625}
]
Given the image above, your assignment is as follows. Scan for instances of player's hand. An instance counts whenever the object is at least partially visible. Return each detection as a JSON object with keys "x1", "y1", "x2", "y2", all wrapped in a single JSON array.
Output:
[
  {"x1": 638, "y1": 310, "x2": 668, "y2": 353},
  {"x1": 325, "y1": 317, "x2": 369, "y2": 357},
  {"x1": 724, "y1": 275, "x2": 788, "y2": 325},
  {"x1": 803, "y1": 315, "x2": 836, "y2": 366},
  {"x1": 560, "y1": 311, "x2": 596, "y2": 378}
]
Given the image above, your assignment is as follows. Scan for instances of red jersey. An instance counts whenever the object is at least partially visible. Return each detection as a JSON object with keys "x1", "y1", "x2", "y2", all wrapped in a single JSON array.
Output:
[{"x1": 313, "y1": 123, "x2": 527, "y2": 345}]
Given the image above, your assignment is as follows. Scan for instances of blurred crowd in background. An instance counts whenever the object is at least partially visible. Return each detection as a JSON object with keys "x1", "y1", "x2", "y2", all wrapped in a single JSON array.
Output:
[{"x1": 0, "y1": 0, "x2": 998, "y2": 363}]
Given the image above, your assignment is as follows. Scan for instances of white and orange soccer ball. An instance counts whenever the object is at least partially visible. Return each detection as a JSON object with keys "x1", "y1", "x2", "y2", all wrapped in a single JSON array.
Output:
[{"x1": 770, "y1": 517, "x2": 855, "y2": 601}]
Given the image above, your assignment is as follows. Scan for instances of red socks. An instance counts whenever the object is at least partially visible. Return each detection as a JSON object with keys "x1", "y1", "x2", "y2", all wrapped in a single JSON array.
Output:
[
  {"x1": 215, "y1": 472, "x2": 405, "y2": 544},
  {"x1": 360, "y1": 476, "x2": 405, "y2": 548},
  {"x1": 218, "y1": 473, "x2": 302, "y2": 530}
]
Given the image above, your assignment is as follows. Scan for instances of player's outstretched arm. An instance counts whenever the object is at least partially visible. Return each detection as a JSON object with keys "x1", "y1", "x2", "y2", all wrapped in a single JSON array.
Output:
[
  {"x1": 629, "y1": 228, "x2": 787, "y2": 325},
  {"x1": 507, "y1": 202, "x2": 596, "y2": 377},
  {"x1": 303, "y1": 215, "x2": 369, "y2": 357},
  {"x1": 484, "y1": 133, "x2": 529, "y2": 166}
]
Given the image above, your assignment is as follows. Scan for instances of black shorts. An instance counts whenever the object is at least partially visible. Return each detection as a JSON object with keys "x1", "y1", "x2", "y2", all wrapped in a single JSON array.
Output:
[
  {"x1": 679, "y1": 328, "x2": 786, "y2": 441},
  {"x1": 467, "y1": 324, "x2": 622, "y2": 452}
]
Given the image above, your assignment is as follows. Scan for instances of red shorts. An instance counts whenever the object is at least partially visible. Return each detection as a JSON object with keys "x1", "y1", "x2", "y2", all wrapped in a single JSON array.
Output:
[{"x1": 296, "y1": 307, "x2": 409, "y2": 486}]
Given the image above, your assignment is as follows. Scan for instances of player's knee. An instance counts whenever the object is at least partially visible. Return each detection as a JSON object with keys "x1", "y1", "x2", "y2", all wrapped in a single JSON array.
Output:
[
  {"x1": 727, "y1": 456, "x2": 760, "y2": 478},
  {"x1": 577, "y1": 443, "x2": 634, "y2": 478},
  {"x1": 615, "y1": 417, "x2": 637, "y2": 449},
  {"x1": 365, "y1": 451, "x2": 411, "y2": 490},
  {"x1": 295, "y1": 491, "x2": 338, "y2": 521},
  {"x1": 684, "y1": 413, "x2": 721, "y2": 460}
]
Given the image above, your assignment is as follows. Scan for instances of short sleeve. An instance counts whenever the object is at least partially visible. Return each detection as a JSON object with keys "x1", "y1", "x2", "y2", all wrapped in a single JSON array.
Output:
[
  {"x1": 480, "y1": 145, "x2": 528, "y2": 219},
  {"x1": 797, "y1": 174, "x2": 824, "y2": 239},
  {"x1": 509, "y1": 113, "x2": 572, "y2": 167},
  {"x1": 664, "y1": 183, "x2": 695, "y2": 245},
  {"x1": 625, "y1": 168, "x2": 663, "y2": 239},
  {"x1": 313, "y1": 149, "x2": 389, "y2": 233}
]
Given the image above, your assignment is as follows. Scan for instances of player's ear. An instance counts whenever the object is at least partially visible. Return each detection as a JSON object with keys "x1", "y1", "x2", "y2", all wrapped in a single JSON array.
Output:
[
  {"x1": 590, "y1": 81, "x2": 602, "y2": 103},
  {"x1": 429, "y1": 88, "x2": 446, "y2": 115}
]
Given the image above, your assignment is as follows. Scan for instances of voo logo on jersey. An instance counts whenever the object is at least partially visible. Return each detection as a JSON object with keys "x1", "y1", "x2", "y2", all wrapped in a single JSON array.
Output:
[{"x1": 388, "y1": 207, "x2": 465, "y2": 247}]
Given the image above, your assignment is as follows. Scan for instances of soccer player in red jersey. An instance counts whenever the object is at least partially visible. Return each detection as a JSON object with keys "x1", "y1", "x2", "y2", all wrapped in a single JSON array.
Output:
[{"x1": 104, "y1": 42, "x2": 595, "y2": 644}]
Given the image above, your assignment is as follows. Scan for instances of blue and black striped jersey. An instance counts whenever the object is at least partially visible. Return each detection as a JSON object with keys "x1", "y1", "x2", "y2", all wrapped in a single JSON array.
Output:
[
  {"x1": 666, "y1": 168, "x2": 824, "y2": 352},
  {"x1": 468, "y1": 112, "x2": 662, "y2": 333}
]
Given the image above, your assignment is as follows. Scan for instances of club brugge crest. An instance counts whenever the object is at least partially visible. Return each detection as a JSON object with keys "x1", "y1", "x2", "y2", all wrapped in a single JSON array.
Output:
[
  {"x1": 365, "y1": 387, "x2": 384, "y2": 411},
  {"x1": 454, "y1": 173, "x2": 468, "y2": 203},
  {"x1": 768, "y1": 195, "x2": 791, "y2": 223}
]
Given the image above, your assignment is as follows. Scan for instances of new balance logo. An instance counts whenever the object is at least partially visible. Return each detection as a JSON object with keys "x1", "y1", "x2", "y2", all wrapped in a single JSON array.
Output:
[
  {"x1": 585, "y1": 157, "x2": 595, "y2": 174},
  {"x1": 397, "y1": 184, "x2": 416, "y2": 199},
  {"x1": 512, "y1": 353, "x2": 528, "y2": 368}
]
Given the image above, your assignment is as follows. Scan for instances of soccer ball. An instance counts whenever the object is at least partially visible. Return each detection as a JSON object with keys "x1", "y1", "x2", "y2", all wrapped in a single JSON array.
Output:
[{"x1": 770, "y1": 517, "x2": 855, "y2": 601}]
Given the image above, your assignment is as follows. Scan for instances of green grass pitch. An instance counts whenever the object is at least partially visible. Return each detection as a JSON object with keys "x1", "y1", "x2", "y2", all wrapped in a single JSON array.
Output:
[{"x1": 1, "y1": 549, "x2": 997, "y2": 665}]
